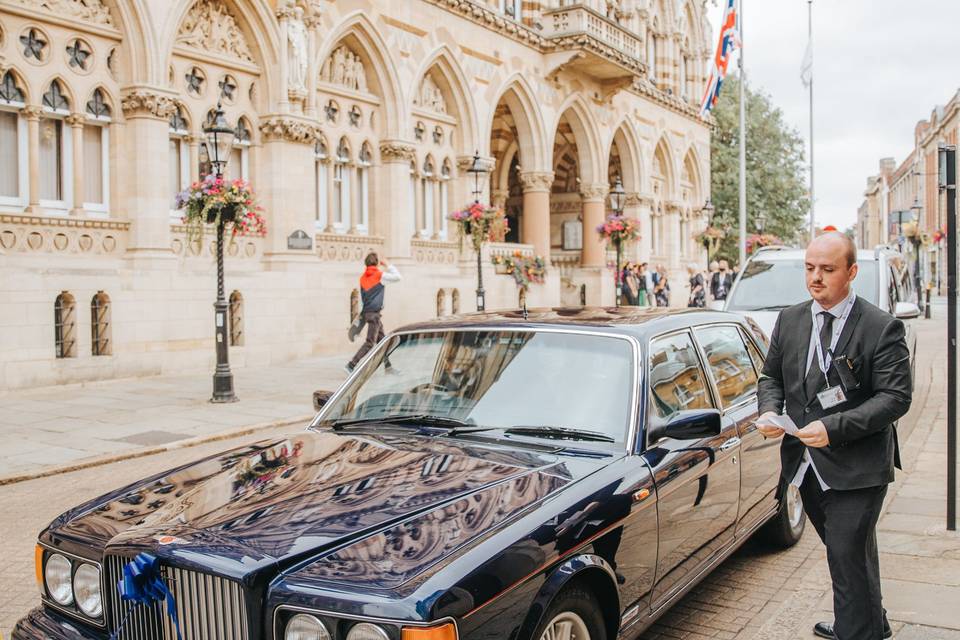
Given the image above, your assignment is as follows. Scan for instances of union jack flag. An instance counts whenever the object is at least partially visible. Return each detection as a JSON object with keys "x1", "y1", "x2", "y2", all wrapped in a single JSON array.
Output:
[{"x1": 700, "y1": 0, "x2": 741, "y2": 116}]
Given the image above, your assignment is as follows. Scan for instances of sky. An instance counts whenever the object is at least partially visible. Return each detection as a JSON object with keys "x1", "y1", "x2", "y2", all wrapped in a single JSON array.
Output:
[{"x1": 706, "y1": 0, "x2": 960, "y2": 230}]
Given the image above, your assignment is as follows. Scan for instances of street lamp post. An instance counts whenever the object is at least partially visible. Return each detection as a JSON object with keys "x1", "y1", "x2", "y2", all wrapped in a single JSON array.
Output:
[
  {"x1": 609, "y1": 175, "x2": 626, "y2": 307},
  {"x1": 755, "y1": 211, "x2": 766, "y2": 234},
  {"x1": 466, "y1": 150, "x2": 487, "y2": 311},
  {"x1": 203, "y1": 102, "x2": 237, "y2": 403},
  {"x1": 701, "y1": 199, "x2": 716, "y2": 261},
  {"x1": 911, "y1": 197, "x2": 923, "y2": 308}
]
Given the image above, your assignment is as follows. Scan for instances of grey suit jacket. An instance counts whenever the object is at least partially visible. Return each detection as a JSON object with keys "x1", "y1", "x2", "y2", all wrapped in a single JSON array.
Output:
[{"x1": 757, "y1": 296, "x2": 912, "y2": 490}]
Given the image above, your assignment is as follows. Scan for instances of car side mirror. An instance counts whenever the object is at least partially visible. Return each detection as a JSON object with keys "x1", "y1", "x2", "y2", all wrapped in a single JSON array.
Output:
[
  {"x1": 313, "y1": 390, "x2": 333, "y2": 412},
  {"x1": 647, "y1": 409, "x2": 722, "y2": 443},
  {"x1": 894, "y1": 301, "x2": 920, "y2": 320}
]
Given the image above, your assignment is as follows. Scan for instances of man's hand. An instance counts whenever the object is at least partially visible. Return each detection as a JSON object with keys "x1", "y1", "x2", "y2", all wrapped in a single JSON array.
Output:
[
  {"x1": 755, "y1": 411, "x2": 784, "y2": 439},
  {"x1": 796, "y1": 420, "x2": 830, "y2": 448},
  {"x1": 380, "y1": 259, "x2": 389, "y2": 268}
]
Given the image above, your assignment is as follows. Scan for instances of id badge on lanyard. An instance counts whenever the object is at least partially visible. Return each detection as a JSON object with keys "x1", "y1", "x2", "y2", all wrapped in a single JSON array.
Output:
[{"x1": 815, "y1": 308, "x2": 847, "y2": 410}]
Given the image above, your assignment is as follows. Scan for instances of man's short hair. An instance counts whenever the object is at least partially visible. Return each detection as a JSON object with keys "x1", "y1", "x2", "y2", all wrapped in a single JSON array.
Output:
[
  {"x1": 364, "y1": 252, "x2": 378, "y2": 267},
  {"x1": 821, "y1": 231, "x2": 857, "y2": 267}
]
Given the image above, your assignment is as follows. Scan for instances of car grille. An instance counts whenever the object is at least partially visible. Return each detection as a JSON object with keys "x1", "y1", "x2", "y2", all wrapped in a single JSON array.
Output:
[{"x1": 104, "y1": 554, "x2": 250, "y2": 640}]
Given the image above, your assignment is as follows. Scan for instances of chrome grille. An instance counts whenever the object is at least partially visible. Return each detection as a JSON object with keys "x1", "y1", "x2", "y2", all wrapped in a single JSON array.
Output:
[{"x1": 105, "y1": 555, "x2": 249, "y2": 640}]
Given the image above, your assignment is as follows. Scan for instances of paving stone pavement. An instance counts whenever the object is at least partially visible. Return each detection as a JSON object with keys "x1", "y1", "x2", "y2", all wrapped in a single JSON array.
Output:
[{"x1": 0, "y1": 352, "x2": 350, "y2": 482}]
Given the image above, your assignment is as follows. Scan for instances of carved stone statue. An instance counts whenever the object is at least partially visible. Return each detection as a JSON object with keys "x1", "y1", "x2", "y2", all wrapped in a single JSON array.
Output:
[
  {"x1": 418, "y1": 74, "x2": 446, "y2": 113},
  {"x1": 286, "y1": 7, "x2": 308, "y2": 94},
  {"x1": 176, "y1": 0, "x2": 254, "y2": 63},
  {"x1": 321, "y1": 45, "x2": 367, "y2": 92}
]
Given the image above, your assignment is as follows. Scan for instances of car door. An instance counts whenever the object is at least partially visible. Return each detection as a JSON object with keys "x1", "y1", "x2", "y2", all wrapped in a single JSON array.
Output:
[{"x1": 644, "y1": 330, "x2": 740, "y2": 611}]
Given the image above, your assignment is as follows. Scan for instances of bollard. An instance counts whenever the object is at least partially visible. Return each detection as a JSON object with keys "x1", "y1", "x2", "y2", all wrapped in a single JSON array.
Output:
[{"x1": 925, "y1": 287, "x2": 932, "y2": 319}]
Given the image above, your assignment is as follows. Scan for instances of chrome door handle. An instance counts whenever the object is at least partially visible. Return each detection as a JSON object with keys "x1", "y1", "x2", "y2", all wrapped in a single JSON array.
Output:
[{"x1": 719, "y1": 437, "x2": 741, "y2": 452}]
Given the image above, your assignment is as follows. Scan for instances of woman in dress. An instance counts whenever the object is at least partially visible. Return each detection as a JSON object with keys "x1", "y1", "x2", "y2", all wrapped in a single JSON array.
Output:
[
  {"x1": 687, "y1": 262, "x2": 706, "y2": 308},
  {"x1": 654, "y1": 264, "x2": 670, "y2": 307}
]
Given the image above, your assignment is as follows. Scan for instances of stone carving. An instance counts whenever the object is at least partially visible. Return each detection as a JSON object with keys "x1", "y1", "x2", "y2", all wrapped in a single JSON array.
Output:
[
  {"x1": 177, "y1": 0, "x2": 254, "y2": 64},
  {"x1": 417, "y1": 74, "x2": 446, "y2": 114},
  {"x1": 320, "y1": 45, "x2": 368, "y2": 92},
  {"x1": 7, "y1": 0, "x2": 113, "y2": 27},
  {"x1": 258, "y1": 115, "x2": 322, "y2": 144},
  {"x1": 519, "y1": 171, "x2": 555, "y2": 192},
  {"x1": 378, "y1": 140, "x2": 415, "y2": 161},
  {"x1": 120, "y1": 90, "x2": 177, "y2": 119},
  {"x1": 286, "y1": 7, "x2": 308, "y2": 94},
  {"x1": 579, "y1": 184, "x2": 609, "y2": 201}
]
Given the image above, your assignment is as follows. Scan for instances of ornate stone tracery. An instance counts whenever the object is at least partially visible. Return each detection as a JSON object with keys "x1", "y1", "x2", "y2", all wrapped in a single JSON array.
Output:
[
  {"x1": 176, "y1": 0, "x2": 255, "y2": 64},
  {"x1": 5, "y1": 0, "x2": 114, "y2": 27},
  {"x1": 120, "y1": 89, "x2": 177, "y2": 120},
  {"x1": 320, "y1": 45, "x2": 368, "y2": 93}
]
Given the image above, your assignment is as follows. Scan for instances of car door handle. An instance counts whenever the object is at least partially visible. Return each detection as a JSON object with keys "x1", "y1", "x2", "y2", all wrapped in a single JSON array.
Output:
[{"x1": 719, "y1": 437, "x2": 741, "y2": 452}]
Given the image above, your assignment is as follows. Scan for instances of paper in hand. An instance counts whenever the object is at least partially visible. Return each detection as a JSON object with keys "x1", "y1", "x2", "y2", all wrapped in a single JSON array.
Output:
[{"x1": 761, "y1": 414, "x2": 799, "y2": 436}]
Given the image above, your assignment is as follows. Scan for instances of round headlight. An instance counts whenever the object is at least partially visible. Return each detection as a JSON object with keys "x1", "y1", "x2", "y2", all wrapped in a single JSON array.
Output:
[
  {"x1": 347, "y1": 623, "x2": 391, "y2": 640},
  {"x1": 73, "y1": 563, "x2": 102, "y2": 617},
  {"x1": 44, "y1": 553, "x2": 73, "y2": 605},
  {"x1": 285, "y1": 613, "x2": 331, "y2": 640}
]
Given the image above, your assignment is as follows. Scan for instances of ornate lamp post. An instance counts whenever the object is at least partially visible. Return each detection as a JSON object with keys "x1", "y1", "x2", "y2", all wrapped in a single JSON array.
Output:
[
  {"x1": 701, "y1": 199, "x2": 717, "y2": 261},
  {"x1": 203, "y1": 102, "x2": 237, "y2": 403},
  {"x1": 609, "y1": 175, "x2": 626, "y2": 307},
  {"x1": 466, "y1": 150, "x2": 488, "y2": 311}
]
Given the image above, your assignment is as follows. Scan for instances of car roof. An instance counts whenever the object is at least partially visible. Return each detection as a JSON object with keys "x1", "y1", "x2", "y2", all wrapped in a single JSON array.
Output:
[
  {"x1": 748, "y1": 247, "x2": 887, "y2": 262},
  {"x1": 397, "y1": 306, "x2": 748, "y2": 340}
]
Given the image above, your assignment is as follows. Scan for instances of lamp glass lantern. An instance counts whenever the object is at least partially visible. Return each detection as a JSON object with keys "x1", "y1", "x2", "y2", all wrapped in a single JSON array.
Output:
[
  {"x1": 204, "y1": 102, "x2": 234, "y2": 177},
  {"x1": 702, "y1": 198, "x2": 715, "y2": 221},
  {"x1": 609, "y1": 175, "x2": 626, "y2": 214},
  {"x1": 756, "y1": 212, "x2": 767, "y2": 234},
  {"x1": 467, "y1": 150, "x2": 485, "y2": 203}
]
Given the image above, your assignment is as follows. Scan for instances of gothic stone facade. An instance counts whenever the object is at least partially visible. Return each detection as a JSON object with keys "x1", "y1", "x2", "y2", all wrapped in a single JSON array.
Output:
[{"x1": 0, "y1": 0, "x2": 713, "y2": 390}]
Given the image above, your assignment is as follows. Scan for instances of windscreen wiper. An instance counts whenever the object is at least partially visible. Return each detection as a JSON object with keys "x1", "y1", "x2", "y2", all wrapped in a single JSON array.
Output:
[
  {"x1": 742, "y1": 305, "x2": 787, "y2": 311},
  {"x1": 330, "y1": 414, "x2": 479, "y2": 431},
  {"x1": 504, "y1": 426, "x2": 616, "y2": 442}
]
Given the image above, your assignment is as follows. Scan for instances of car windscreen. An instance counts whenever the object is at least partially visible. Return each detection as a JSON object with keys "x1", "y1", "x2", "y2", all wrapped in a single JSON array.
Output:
[
  {"x1": 318, "y1": 330, "x2": 636, "y2": 444},
  {"x1": 726, "y1": 258, "x2": 878, "y2": 311}
]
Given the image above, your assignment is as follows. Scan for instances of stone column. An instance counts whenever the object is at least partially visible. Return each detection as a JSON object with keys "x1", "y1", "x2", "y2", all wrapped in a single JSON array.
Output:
[
  {"x1": 519, "y1": 171, "x2": 553, "y2": 262},
  {"x1": 623, "y1": 192, "x2": 643, "y2": 263},
  {"x1": 431, "y1": 178, "x2": 442, "y2": 239},
  {"x1": 275, "y1": 5, "x2": 292, "y2": 115},
  {"x1": 580, "y1": 183, "x2": 608, "y2": 268},
  {"x1": 348, "y1": 163, "x2": 360, "y2": 234},
  {"x1": 119, "y1": 88, "x2": 179, "y2": 258},
  {"x1": 22, "y1": 106, "x2": 41, "y2": 213},
  {"x1": 413, "y1": 172, "x2": 424, "y2": 237},
  {"x1": 378, "y1": 140, "x2": 416, "y2": 257},
  {"x1": 66, "y1": 113, "x2": 85, "y2": 216},
  {"x1": 324, "y1": 157, "x2": 335, "y2": 233},
  {"x1": 304, "y1": 12, "x2": 322, "y2": 119},
  {"x1": 187, "y1": 134, "x2": 201, "y2": 184}
]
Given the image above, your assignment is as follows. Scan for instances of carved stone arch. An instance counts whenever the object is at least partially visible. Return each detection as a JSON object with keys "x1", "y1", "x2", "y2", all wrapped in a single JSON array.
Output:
[
  {"x1": 235, "y1": 113, "x2": 255, "y2": 143},
  {"x1": 412, "y1": 46, "x2": 479, "y2": 154},
  {"x1": 0, "y1": 66, "x2": 32, "y2": 104},
  {"x1": 162, "y1": 0, "x2": 276, "y2": 103},
  {"x1": 485, "y1": 74, "x2": 548, "y2": 171},
  {"x1": 85, "y1": 85, "x2": 117, "y2": 118},
  {"x1": 39, "y1": 75, "x2": 76, "y2": 111},
  {"x1": 681, "y1": 144, "x2": 704, "y2": 207},
  {"x1": 680, "y1": 0, "x2": 703, "y2": 49},
  {"x1": 651, "y1": 134, "x2": 677, "y2": 199},
  {"x1": 494, "y1": 139, "x2": 520, "y2": 193},
  {"x1": 316, "y1": 12, "x2": 405, "y2": 139},
  {"x1": 102, "y1": 0, "x2": 156, "y2": 84},
  {"x1": 549, "y1": 96, "x2": 604, "y2": 186},
  {"x1": 608, "y1": 120, "x2": 644, "y2": 194}
]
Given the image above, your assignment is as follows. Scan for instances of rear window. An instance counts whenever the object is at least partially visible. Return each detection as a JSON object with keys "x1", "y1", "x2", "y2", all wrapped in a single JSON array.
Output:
[{"x1": 727, "y1": 258, "x2": 878, "y2": 311}]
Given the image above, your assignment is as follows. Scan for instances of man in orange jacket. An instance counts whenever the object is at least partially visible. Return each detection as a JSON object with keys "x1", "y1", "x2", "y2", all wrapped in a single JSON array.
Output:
[{"x1": 346, "y1": 252, "x2": 401, "y2": 373}]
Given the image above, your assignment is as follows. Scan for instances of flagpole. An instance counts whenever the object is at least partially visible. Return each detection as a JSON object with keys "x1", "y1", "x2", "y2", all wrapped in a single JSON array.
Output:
[
  {"x1": 738, "y1": 0, "x2": 747, "y2": 266},
  {"x1": 807, "y1": 0, "x2": 815, "y2": 240}
]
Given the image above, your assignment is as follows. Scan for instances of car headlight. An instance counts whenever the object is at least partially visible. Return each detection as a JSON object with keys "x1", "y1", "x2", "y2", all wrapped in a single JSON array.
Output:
[
  {"x1": 347, "y1": 623, "x2": 391, "y2": 640},
  {"x1": 44, "y1": 553, "x2": 73, "y2": 605},
  {"x1": 73, "y1": 563, "x2": 102, "y2": 617},
  {"x1": 285, "y1": 613, "x2": 332, "y2": 640}
]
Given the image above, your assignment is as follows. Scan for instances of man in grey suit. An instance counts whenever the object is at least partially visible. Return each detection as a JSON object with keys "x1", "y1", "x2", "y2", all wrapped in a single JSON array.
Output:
[{"x1": 756, "y1": 232, "x2": 912, "y2": 640}]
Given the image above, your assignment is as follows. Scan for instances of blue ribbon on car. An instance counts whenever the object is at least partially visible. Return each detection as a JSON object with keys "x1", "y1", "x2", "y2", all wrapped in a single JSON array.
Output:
[{"x1": 110, "y1": 552, "x2": 182, "y2": 640}]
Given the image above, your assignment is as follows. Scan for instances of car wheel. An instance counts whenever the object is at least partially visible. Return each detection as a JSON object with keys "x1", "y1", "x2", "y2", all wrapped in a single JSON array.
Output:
[
  {"x1": 758, "y1": 481, "x2": 806, "y2": 548},
  {"x1": 533, "y1": 586, "x2": 607, "y2": 640}
]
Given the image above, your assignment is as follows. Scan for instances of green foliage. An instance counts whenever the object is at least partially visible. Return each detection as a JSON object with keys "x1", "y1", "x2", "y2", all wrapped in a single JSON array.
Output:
[{"x1": 709, "y1": 74, "x2": 810, "y2": 262}]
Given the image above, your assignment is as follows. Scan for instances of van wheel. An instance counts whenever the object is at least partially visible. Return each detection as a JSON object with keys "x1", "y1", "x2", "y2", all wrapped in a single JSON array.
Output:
[
  {"x1": 533, "y1": 586, "x2": 607, "y2": 640},
  {"x1": 758, "y1": 481, "x2": 805, "y2": 548}
]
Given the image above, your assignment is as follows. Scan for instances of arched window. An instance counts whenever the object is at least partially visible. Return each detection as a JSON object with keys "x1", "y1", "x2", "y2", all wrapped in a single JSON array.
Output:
[
  {"x1": 169, "y1": 106, "x2": 190, "y2": 213},
  {"x1": 350, "y1": 288, "x2": 360, "y2": 322},
  {"x1": 0, "y1": 71, "x2": 27, "y2": 207},
  {"x1": 451, "y1": 289, "x2": 460, "y2": 314},
  {"x1": 436, "y1": 289, "x2": 447, "y2": 317},
  {"x1": 40, "y1": 80, "x2": 71, "y2": 209},
  {"x1": 227, "y1": 117, "x2": 251, "y2": 181},
  {"x1": 83, "y1": 88, "x2": 111, "y2": 216},
  {"x1": 314, "y1": 137, "x2": 328, "y2": 230},
  {"x1": 440, "y1": 159, "x2": 452, "y2": 240},
  {"x1": 420, "y1": 156, "x2": 435, "y2": 237},
  {"x1": 357, "y1": 142, "x2": 372, "y2": 233},
  {"x1": 333, "y1": 137, "x2": 351, "y2": 232},
  {"x1": 54, "y1": 292, "x2": 77, "y2": 358},
  {"x1": 90, "y1": 291, "x2": 111, "y2": 356},
  {"x1": 229, "y1": 291, "x2": 244, "y2": 346}
]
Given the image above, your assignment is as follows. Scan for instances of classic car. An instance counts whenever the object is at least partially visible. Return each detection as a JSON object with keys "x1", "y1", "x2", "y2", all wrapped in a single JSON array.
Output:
[{"x1": 15, "y1": 307, "x2": 804, "y2": 640}]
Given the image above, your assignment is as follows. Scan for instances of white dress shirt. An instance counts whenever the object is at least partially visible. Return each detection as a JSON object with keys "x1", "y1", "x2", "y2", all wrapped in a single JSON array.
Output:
[{"x1": 791, "y1": 288, "x2": 857, "y2": 490}]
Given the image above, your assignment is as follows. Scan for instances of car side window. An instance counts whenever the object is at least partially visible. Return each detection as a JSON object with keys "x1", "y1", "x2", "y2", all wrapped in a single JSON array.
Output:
[
  {"x1": 648, "y1": 332, "x2": 714, "y2": 420},
  {"x1": 695, "y1": 325, "x2": 759, "y2": 409},
  {"x1": 739, "y1": 327, "x2": 764, "y2": 375}
]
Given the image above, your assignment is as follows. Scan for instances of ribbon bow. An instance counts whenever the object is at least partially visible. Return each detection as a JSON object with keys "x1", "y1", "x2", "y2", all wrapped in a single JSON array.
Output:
[{"x1": 110, "y1": 552, "x2": 182, "y2": 640}]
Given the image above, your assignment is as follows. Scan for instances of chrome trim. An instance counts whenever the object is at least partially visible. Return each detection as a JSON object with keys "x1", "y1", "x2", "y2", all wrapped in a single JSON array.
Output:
[
  {"x1": 309, "y1": 325, "x2": 643, "y2": 453},
  {"x1": 37, "y1": 541, "x2": 106, "y2": 629},
  {"x1": 719, "y1": 437, "x2": 741, "y2": 452},
  {"x1": 273, "y1": 604, "x2": 460, "y2": 638}
]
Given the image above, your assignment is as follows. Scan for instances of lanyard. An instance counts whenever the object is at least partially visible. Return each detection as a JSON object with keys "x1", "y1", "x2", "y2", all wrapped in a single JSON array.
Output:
[{"x1": 813, "y1": 295, "x2": 854, "y2": 382}]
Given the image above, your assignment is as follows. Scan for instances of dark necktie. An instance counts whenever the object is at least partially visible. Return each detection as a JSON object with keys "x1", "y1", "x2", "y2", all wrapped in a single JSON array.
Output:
[{"x1": 805, "y1": 311, "x2": 834, "y2": 397}]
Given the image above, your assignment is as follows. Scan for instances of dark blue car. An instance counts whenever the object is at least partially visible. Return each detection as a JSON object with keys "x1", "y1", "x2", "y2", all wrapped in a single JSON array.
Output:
[{"x1": 15, "y1": 307, "x2": 804, "y2": 640}]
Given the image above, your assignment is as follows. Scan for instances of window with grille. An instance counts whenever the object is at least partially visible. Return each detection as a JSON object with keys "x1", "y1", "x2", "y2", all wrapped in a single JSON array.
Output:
[
  {"x1": 54, "y1": 292, "x2": 77, "y2": 358},
  {"x1": 436, "y1": 289, "x2": 446, "y2": 317},
  {"x1": 229, "y1": 291, "x2": 244, "y2": 346},
  {"x1": 90, "y1": 291, "x2": 111, "y2": 356}
]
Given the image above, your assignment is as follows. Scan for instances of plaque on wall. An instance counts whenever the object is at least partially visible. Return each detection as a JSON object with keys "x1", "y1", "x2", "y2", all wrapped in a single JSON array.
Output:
[
  {"x1": 562, "y1": 220, "x2": 582, "y2": 251},
  {"x1": 287, "y1": 229, "x2": 313, "y2": 250}
]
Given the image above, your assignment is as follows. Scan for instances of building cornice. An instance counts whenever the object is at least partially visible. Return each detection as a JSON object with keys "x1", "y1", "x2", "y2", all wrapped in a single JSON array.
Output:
[{"x1": 258, "y1": 115, "x2": 323, "y2": 144}]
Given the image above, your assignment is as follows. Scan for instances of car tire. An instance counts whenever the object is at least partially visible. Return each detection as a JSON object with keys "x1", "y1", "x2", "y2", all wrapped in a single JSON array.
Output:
[
  {"x1": 758, "y1": 481, "x2": 806, "y2": 548},
  {"x1": 531, "y1": 585, "x2": 607, "y2": 640}
]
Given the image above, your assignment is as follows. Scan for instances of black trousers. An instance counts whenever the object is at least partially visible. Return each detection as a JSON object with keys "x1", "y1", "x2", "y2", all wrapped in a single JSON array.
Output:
[
  {"x1": 348, "y1": 310, "x2": 385, "y2": 368},
  {"x1": 799, "y1": 471, "x2": 890, "y2": 640}
]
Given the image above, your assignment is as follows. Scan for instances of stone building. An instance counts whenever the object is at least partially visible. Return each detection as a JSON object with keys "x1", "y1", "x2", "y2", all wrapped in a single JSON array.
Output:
[{"x1": 0, "y1": 0, "x2": 713, "y2": 390}]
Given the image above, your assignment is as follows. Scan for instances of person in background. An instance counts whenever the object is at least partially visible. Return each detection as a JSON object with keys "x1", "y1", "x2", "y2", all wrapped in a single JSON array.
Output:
[
  {"x1": 711, "y1": 258, "x2": 734, "y2": 302},
  {"x1": 654, "y1": 264, "x2": 670, "y2": 307},
  {"x1": 708, "y1": 259, "x2": 719, "y2": 287},
  {"x1": 636, "y1": 263, "x2": 650, "y2": 307},
  {"x1": 687, "y1": 263, "x2": 706, "y2": 308},
  {"x1": 346, "y1": 252, "x2": 401, "y2": 374},
  {"x1": 622, "y1": 262, "x2": 640, "y2": 306}
]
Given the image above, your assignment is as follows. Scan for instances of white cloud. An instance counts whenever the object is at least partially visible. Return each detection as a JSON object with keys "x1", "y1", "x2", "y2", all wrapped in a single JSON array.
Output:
[{"x1": 707, "y1": 0, "x2": 959, "y2": 230}]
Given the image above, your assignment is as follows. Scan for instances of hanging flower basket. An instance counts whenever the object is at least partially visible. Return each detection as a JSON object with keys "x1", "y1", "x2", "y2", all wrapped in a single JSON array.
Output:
[
  {"x1": 596, "y1": 214, "x2": 641, "y2": 246},
  {"x1": 448, "y1": 202, "x2": 509, "y2": 253},
  {"x1": 746, "y1": 232, "x2": 781, "y2": 255},
  {"x1": 694, "y1": 225, "x2": 726, "y2": 246},
  {"x1": 491, "y1": 251, "x2": 546, "y2": 289},
  {"x1": 176, "y1": 174, "x2": 267, "y2": 245}
]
